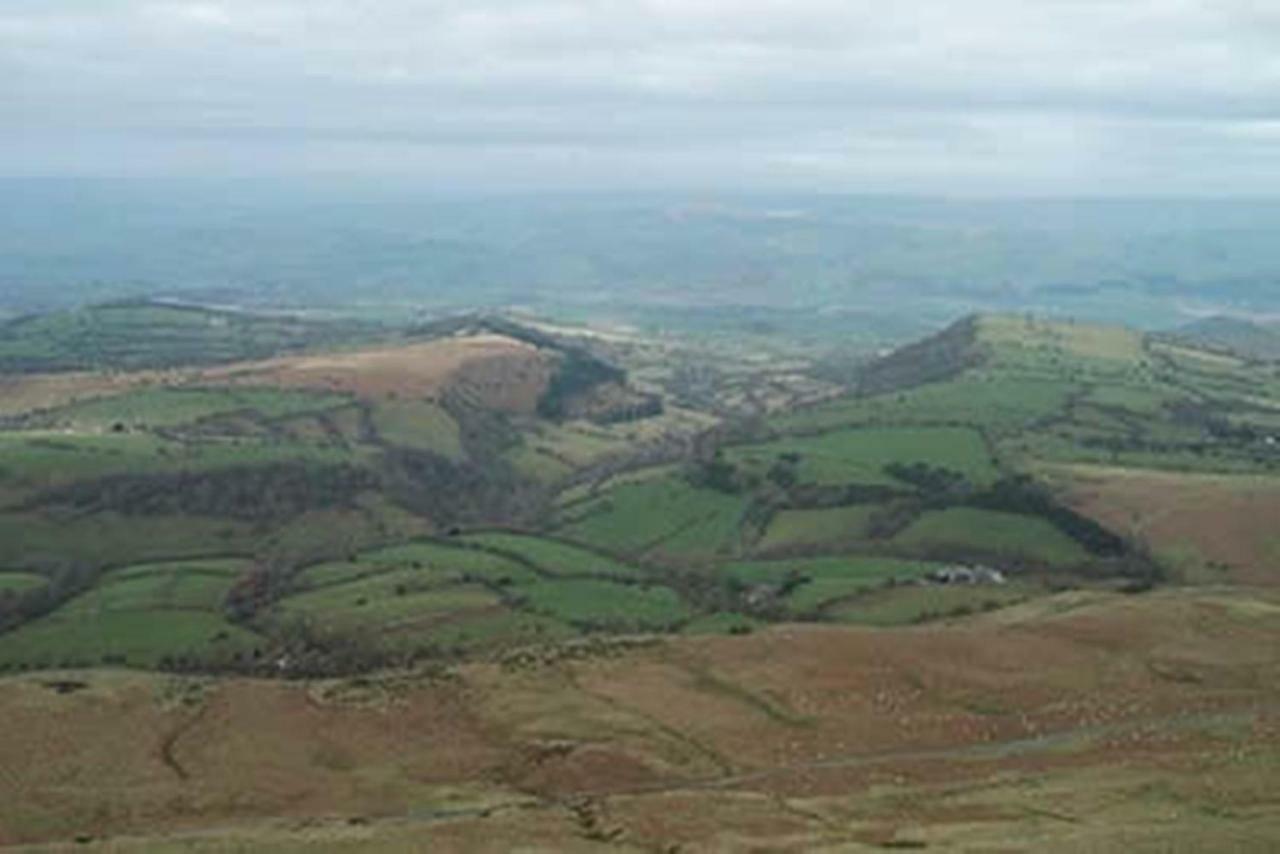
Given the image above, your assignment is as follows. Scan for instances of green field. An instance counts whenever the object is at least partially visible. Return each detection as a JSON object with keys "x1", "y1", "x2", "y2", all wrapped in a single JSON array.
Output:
[
  {"x1": 37, "y1": 386, "x2": 349, "y2": 431},
  {"x1": 559, "y1": 474, "x2": 749, "y2": 559},
  {"x1": 420, "y1": 610, "x2": 579, "y2": 650},
  {"x1": 277, "y1": 563, "x2": 583, "y2": 654},
  {"x1": 293, "y1": 542, "x2": 541, "y2": 590},
  {"x1": 828, "y1": 581, "x2": 1038, "y2": 626},
  {"x1": 0, "y1": 558, "x2": 260, "y2": 669},
  {"x1": 368, "y1": 399, "x2": 465, "y2": 459},
  {"x1": 728, "y1": 426, "x2": 999, "y2": 488},
  {"x1": 508, "y1": 423, "x2": 626, "y2": 483},
  {"x1": 514, "y1": 578, "x2": 691, "y2": 630},
  {"x1": 756, "y1": 504, "x2": 881, "y2": 551},
  {"x1": 893, "y1": 507, "x2": 1090, "y2": 566},
  {"x1": 0, "y1": 572, "x2": 47, "y2": 594},
  {"x1": 0, "y1": 611, "x2": 262, "y2": 669},
  {"x1": 773, "y1": 377, "x2": 1078, "y2": 437},
  {"x1": 1, "y1": 308, "x2": 1265, "y2": 674},
  {"x1": 276, "y1": 576, "x2": 502, "y2": 630},
  {"x1": 68, "y1": 559, "x2": 247, "y2": 613},
  {"x1": 458, "y1": 531, "x2": 644, "y2": 578},
  {"x1": 722, "y1": 556, "x2": 940, "y2": 614},
  {"x1": 0, "y1": 512, "x2": 256, "y2": 568},
  {"x1": 0, "y1": 301, "x2": 373, "y2": 373},
  {"x1": 0, "y1": 430, "x2": 366, "y2": 491}
]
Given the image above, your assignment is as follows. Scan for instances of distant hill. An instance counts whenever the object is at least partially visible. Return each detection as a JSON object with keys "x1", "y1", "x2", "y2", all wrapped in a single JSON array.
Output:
[
  {"x1": 0, "y1": 299, "x2": 378, "y2": 373},
  {"x1": 856, "y1": 312, "x2": 1152, "y2": 398},
  {"x1": 1167, "y1": 316, "x2": 1280, "y2": 361},
  {"x1": 6, "y1": 182, "x2": 1280, "y2": 329},
  {"x1": 856, "y1": 315, "x2": 984, "y2": 395}
]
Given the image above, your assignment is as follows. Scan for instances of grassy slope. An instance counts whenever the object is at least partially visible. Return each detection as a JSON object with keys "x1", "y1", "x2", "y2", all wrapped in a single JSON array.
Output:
[
  {"x1": 0, "y1": 559, "x2": 259, "y2": 669},
  {"x1": 893, "y1": 507, "x2": 1090, "y2": 566},
  {"x1": 756, "y1": 504, "x2": 881, "y2": 551},
  {"x1": 728, "y1": 425, "x2": 999, "y2": 487},
  {"x1": 0, "y1": 301, "x2": 372, "y2": 372},
  {"x1": 559, "y1": 474, "x2": 749, "y2": 559}
]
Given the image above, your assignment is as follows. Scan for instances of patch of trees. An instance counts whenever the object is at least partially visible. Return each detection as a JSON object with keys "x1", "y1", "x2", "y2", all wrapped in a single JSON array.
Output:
[
  {"x1": 34, "y1": 462, "x2": 377, "y2": 521},
  {"x1": 581, "y1": 390, "x2": 664, "y2": 424},
  {"x1": 785, "y1": 481, "x2": 907, "y2": 509},
  {"x1": 685, "y1": 453, "x2": 743, "y2": 494},
  {"x1": 223, "y1": 561, "x2": 291, "y2": 623},
  {"x1": 883, "y1": 462, "x2": 973, "y2": 498},
  {"x1": 380, "y1": 447, "x2": 542, "y2": 527},
  {"x1": 0, "y1": 561, "x2": 98, "y2": 634},
  {"x1": 865, "y1": 499, "x2": 925, "y2": 539},
  {"x1": 537, "y1": 349, "x2": 627, "y2": 419},
  {"x1": 164, "y1": 615, "x2": 449, "y2": 678}
]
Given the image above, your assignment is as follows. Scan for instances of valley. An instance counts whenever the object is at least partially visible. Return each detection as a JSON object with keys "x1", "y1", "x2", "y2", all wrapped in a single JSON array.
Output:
[{"x1": 1, "y1": 299, "x2": 1279, "y2": 849}]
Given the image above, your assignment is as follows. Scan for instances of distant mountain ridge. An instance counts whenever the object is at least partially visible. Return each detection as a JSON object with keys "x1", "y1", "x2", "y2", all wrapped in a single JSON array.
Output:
[{"x1": 1167, "y1": 315, "x2": 1280, "y2": 361}]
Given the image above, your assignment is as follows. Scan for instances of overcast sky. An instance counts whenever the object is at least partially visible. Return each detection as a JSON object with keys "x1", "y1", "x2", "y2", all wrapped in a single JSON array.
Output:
[{"x1": 3, "y1": 1, "x2": 1279, "y2": 194}]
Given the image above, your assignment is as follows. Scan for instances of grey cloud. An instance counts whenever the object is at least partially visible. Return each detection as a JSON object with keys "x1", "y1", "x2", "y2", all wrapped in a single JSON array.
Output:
[{"x1": 2, "y1": 1, "x2": 1279, "y2": 193}]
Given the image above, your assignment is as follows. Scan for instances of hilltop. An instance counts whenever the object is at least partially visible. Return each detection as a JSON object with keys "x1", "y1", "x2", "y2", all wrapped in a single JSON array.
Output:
[{"x1": 0, "y1": 299, "x2": 378, "y2": 373}]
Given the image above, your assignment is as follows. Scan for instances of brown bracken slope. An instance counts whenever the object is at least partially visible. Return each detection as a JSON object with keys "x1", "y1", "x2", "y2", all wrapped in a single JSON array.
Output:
[{"x1": 3, "y1": 587, "x2": 1279, "y2": 851}]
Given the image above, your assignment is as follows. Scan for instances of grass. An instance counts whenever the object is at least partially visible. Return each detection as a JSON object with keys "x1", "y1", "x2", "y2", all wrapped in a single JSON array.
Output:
[
  {"x1": 0, "y1": 558, "x2": 259, "y2": 668},
  {"x1": 0, "y1": 300, "x2": 372, "y2": 373},
  {"x1": 515, "y1": 422, "x2": 625, "y2": 472},
  {"x1": 275, "y1": 577, "x2": 502, "y2": 630},
  {"x1": 67, "y1": 559, "x2": 247, "y2": 612},
  {"x1": 774, "y1": 377, "x2": 1078, "y2": 437},
  {"x1": 680, "y1": 612, "x2": 764, "y2": 635},
  {"x1": 560, "y1": 474, "x2": 749, "y2": 559},
  {"x1": 756, "y1": 504, "x2": 881, "y2": 551},
  {"x1": 729, "y1": 426, "x2": 998, "y2": 488},
  {"x1": 722, "y1": 556, "x2": 940, "y2": 614},
  {"x1": 893, "y1": 507, "x2": 1090, "y2": 567},
  {"x1": 979, "y1": 314, "x2": 1145, "y2": 364},
  {"x1": 514, "y1": 579, "x2": 692, "y2": 629},
  {"x1": 828, "y1": 581, "x2": 1037, "y2": 626},
  {"x1": 506, "y1": 444, "x2": 575, "y2": 482},
  {"x1": 356, "y1": 541, "x2": 542, "y2": 584},
  {"x1": 0, "y1": 610, "x2": 262, "y2": 669},
  {"x1": 0, "y1": 430, "x2": 365, "y2": 492},
  {"x1": 38, "y1": 386, "x2": 349, "y2": 430},
  {"x1": 418, "y1": 611, "x2": 579, "y2": 650},
  {"x1": 290, "y1": 542, "x2": 542, "y2": 594},
  {"x1": 0, "y1": 572, "x2": 47, "y2": 594},
  {"x1": 0, "y1": 512, "x2": 256, "y2": 568},
  {"x1": 1084, "y1": 383, "x2": 1182, "y2": 416},
  {"x1": 368, "y1": 399, "x2": 465, "y2": 459},
  {"x1": 457, "y1": 532, "x2": 645, "y2": 579}
]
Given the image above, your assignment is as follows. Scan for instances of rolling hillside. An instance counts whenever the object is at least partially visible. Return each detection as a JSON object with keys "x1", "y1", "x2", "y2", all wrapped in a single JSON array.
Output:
[{"x1": 1, "y1": 308, "x2": 1278, "y2": 672}]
